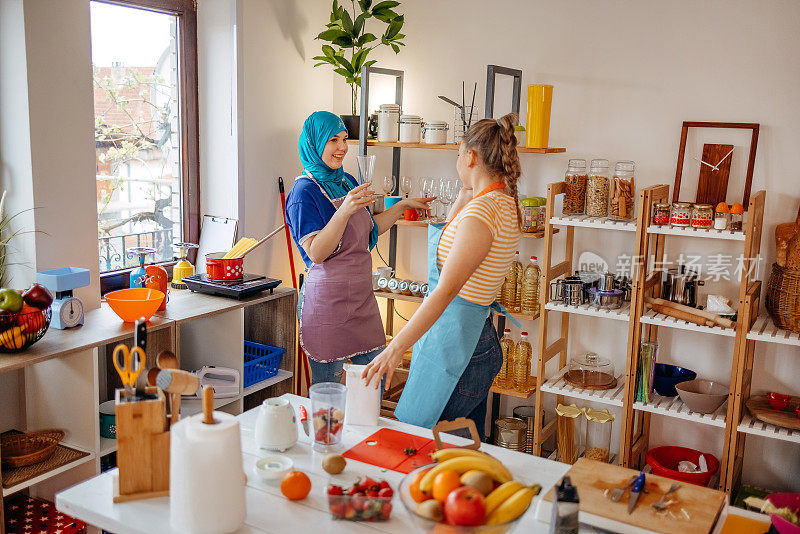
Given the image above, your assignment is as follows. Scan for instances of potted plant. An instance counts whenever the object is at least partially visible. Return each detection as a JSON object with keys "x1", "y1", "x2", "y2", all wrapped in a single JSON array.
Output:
[{"x1": 313, "y1": 0, "x2": 405, "y2": 139}]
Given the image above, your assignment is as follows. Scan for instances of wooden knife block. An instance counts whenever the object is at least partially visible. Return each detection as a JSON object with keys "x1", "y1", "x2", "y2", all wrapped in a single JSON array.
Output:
[{"x1": 114, "y1": 386, "x2": 170, "y2": 502}]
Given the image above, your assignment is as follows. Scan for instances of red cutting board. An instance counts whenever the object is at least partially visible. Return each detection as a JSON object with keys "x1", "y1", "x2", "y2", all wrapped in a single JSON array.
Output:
[{"x1": 343, "y1": 428, "x2": 456, "y2": 473}]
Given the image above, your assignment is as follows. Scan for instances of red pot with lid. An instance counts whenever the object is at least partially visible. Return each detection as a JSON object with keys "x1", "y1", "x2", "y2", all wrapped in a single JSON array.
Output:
[{"x1": 206, "y1": 252, "x2": 244, "y2": 281}]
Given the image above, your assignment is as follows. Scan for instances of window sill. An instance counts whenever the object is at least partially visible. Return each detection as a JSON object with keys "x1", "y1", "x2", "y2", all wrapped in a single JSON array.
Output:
[{"x1": 99, "y1": 261, "x2": 178, "y2": 296}]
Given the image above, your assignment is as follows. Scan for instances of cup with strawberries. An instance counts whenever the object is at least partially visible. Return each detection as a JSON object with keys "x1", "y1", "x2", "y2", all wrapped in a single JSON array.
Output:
[
  {"x1": 327, "y1": 476, "x2": 393, "y2": 522},
  {"x1": 309, "y1": 382, "x2": 347, "y2": 452}
]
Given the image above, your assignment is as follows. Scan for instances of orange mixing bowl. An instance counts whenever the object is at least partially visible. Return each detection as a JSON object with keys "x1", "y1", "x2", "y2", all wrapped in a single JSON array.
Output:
[{"x1": 105, "y1": 288, "x2": 165, "y2": 322}]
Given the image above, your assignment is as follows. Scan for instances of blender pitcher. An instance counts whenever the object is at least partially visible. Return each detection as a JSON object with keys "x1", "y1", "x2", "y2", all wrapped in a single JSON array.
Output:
[{"x1": 309, "y1": 382, "x2": 347, "y2": 452}]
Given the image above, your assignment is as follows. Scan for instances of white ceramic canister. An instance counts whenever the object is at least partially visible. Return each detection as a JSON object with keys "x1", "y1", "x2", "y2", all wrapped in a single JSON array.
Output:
[
  {"x1": 254, "y1": 397, "x2": 298, "y2": 452},
  {"x1": 399, "y1": 114, "x2": 422, "y2": 143},
  {"x1": 377, "y1": 104, "x2": 400, "y2": 142},
  {"x1": 423, "y1": 120, "x2": 449, "y2": 144},
  {"x1": 343, "y1": 363, "x2": 380, "y2": 426},
  {"x1": 170, "y1": 411, "x2": 246, "y2": 534}
]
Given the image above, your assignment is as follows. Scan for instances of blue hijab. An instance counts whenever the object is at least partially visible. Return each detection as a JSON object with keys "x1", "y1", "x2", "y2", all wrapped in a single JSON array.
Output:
[{"x1": 298, "y1": 111, "x2": 377, "y2": 250}]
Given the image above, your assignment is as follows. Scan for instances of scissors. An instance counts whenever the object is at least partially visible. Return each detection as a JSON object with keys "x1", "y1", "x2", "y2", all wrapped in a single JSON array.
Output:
[{"x1": 113, "y1": 343, "x2": 146, "y2": 399}]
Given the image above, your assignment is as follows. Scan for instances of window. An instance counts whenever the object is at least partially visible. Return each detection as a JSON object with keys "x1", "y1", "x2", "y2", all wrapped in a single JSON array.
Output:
[{"x1": 91, "y1": 0, "x2": 199, "y2": 280}]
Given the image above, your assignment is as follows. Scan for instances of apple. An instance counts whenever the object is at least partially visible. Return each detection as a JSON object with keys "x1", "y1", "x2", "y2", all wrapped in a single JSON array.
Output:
[
  {"x1": 17, "y1": 303, "x2": 45, "y2": 333},
  {"x1": 0, "y1": 288, "x2": 24, "y2": 314},
  {"x1": 0, "y1": 309, "x2": 14, "y2": 331},
  {"x1": 444, "y1": 486, "x2": 486, "y2": 527},
  {"x1": 23, "y1": 284, "x2": 53, "y2": 309}
]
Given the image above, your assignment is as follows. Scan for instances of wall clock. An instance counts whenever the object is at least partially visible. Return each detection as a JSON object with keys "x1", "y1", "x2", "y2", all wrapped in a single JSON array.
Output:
[{"x1": 673, "y1": 121, "x2": 759, "y2": 206}]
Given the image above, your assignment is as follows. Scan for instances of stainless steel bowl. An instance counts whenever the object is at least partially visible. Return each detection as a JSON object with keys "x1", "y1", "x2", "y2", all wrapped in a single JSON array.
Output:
[{"x1": 588, "y1": 288, "x2": 624, "y2": 309}]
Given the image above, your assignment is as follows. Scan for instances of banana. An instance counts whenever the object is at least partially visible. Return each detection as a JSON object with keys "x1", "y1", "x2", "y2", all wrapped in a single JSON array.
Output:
[
  {"x1": 485, "y1": 485, "x2": 542, "y2": 525},
  {"x1": 419, "y1": 456, "x2": 512, "y2": 493},
  {"x1": 484, "y1": 481, "x2": 523, "y2": 516},
  {"x1": 430, "y1": 448, "x2": 494, "y2": 463}
]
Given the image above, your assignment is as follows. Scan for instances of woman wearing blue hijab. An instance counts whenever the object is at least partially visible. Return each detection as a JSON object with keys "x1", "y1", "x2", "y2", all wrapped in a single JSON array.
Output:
[{"x1": 286, "y1": 111, "x2": 432, "y2": 384}]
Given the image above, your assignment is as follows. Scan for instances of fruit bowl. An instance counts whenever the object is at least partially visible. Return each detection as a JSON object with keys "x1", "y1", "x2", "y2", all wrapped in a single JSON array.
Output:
[
  {"x1": 399, "y1": 464, "x2": 532, "y2": 534},
  {"x1": 0, "y1": 306, "x2": 51, "y2": 353},
  {"x1": 105, "y1": 288, "x2": 164, "y2": 322}
]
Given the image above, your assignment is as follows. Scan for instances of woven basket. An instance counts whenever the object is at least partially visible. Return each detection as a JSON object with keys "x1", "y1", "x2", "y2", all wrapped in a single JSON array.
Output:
[
  {"x1": 765, "y1": 262, "x2": 800, "y2": 333},
  {"x1": 1, "y1": 429, "x2": 65, "y2": 468}
]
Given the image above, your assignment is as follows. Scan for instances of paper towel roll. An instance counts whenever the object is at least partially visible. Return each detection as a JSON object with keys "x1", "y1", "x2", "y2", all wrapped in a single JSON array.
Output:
[{"x1": 343, "y1": 363, "x2": 380, "y2": 426}]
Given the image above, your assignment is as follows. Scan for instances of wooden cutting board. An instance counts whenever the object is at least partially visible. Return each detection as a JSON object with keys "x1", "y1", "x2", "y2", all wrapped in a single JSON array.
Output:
[
  {"x1": 539, "y1": 459, "x2": 726, "y2": 534},
  {"x1": 746, "y1": 395, "x2": 800, "y2": 430}
]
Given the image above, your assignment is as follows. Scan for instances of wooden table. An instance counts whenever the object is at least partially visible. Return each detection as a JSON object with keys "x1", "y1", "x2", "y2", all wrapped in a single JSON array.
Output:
[{"x1": 56, "y1": 394, "x2": 575, "y2": 533}]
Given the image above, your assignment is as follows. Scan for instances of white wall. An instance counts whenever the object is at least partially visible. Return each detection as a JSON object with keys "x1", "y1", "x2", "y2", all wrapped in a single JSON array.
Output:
[{"x1": 323, "y1": 0, "x2": 800, "y2": 489}]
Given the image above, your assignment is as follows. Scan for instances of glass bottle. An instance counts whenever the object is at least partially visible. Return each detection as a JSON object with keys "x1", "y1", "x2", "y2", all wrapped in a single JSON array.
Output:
[
  {"x1": 584, "y1": 408, "x2": 615, "y2": 463},
  {"x1": 563, "y1": 159, "x2": 588, "y2": 215},
  {"x1": 586, "y1": 159, "x2": 610, "y2": 217},
  {"x1": 506, "y1": 251, "x2": 522, "y2": 313},
  {"x1": 609, "y1": 161, "x2": 635, "y2": 220},
  {"x1": 521, "y1": 256, "x2": 541, "y2": 314},
  {"x1": 513, "y1": 331, "x2": 532, "y2": 391},
  {"x1": 495, "y1": 329, "x2": 515, "y2": 388}
]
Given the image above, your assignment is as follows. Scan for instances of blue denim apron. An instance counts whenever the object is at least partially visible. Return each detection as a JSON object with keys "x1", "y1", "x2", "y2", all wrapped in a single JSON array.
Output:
[{"x1": 394, "y1": 204, "x2": 520, "y2": 428}]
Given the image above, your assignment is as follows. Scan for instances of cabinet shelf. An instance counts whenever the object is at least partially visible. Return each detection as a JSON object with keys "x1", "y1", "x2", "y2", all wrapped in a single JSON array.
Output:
[
  {"x1": 539, "y1": 368, "x2": 626, "y2": 407},
  {"x1": 640, "y1": 308, "x2": 737, "y2": 337},
  {"x1": 549, "y1": 215, "x2": 637, "y2": 232},
  {"x1": 634, "y1": 394, "x2": 728, "y2": 428},
  {"x1": 348, "y1": 139, "x2": 565, "y2": 153},
  {"x1": 647, "y1": 224, "x2": 746, "y2": 241},
  {"x1": 544, "y1": 301, "x2": 631, "y2": 322},
  {"x1": 394, "y1": 219, "x2": 557, "y2": 238},
  {"x1": 2, "y1": 445, "x2": 95, "y2": 497},
  {"x1": 179, "y1": 370, "x2": 293, "y2": 417},
  {"x1": 374, "y1": 291, "x2": 539, "y2": 322},
  {"x1": 490, "y1": 384, "x2": 536, "y2": 399},
  {"x1": 737, "y1": 413, "x2": 800, "y2": 444},
  {"x1": 747, "y1": 316, "x2": 800, "y2": 346}
]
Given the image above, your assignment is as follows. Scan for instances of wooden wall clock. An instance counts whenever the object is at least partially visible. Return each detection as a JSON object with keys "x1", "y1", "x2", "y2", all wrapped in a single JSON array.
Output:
[{"x1": 673, "y1": 121, "x2": 760, "y2": 206}]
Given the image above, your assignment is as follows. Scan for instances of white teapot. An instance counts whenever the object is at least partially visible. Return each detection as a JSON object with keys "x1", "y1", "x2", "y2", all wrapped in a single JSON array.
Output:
[{"x1": 254, "y1": 397, "x2": 298, "y2": 452}]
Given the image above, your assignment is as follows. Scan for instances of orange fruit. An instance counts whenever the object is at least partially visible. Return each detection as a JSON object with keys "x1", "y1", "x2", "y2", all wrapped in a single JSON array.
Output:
[
  {"x1": 410, "y1": 468, "x2": 432, "y2": 503},
  {"x1": 432, "y1": 469, "x2": 462, "y2": 503},
  {"x1": 281, "y1": 470, "x2": 311, "y2": 500}
]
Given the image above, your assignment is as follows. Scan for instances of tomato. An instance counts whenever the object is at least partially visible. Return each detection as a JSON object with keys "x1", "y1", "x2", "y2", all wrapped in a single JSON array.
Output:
[
  {"x1": 432, "y1": 469, "x2": 462, "y2": 503},
  {"x1": 410, "y1": 468, "x2": 432, "y2": 503},
  {"x1": 378, "y1": 487, "x2": 393, "y2": 499},
  {"x1": 280, "y1": 470, "x2": 311, "y2": 501},
  {"x1": 444, "y1": 486, "x2": 486, "y2": 527}
]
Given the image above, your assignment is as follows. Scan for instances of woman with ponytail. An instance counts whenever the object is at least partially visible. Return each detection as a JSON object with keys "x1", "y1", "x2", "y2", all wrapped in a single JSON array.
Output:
[{"x1": 363, "y1": 113, "x2": 523, "y2": 438}]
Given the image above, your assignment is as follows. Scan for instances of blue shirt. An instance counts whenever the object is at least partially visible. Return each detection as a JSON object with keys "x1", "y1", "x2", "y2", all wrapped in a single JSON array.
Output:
[{"x1": 286, "y1": 172, "x2": 364, "y2": 268}]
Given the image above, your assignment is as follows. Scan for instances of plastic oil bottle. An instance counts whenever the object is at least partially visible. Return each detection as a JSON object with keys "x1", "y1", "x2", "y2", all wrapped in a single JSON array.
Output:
[
  {"x1": 509, "y1": 251, "x2": 523, "y2": 313},
  {"x1": 495, "y1": 329, "x2": 515, "y2": 388},
  {"x1": 513, "y1": 331, "x2": 533, "y2": 392},
  {"x1": 521, "y1": 256, "x2": 541, "y2": 314}
]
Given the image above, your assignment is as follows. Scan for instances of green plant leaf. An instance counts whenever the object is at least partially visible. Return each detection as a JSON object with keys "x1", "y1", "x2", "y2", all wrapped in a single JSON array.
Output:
[
  {"x1": 385, "y1": 15, "x2": 403, "y2": 38},
  {"x1": 317, "y1": 29, "x2": 346, "y2": 42},
  {"x1": 334, "y1": 67, "x2": 351, "y2": 78},
  {"x1": 353, "y1": 13, "x2": 365, "y2": 36},
  {"x1": 358, "y1": 33, "x2": 377, "y2": 46},
  {"x1": 391, "y1": 43, "x2": 399, "y2": 53},
  {"x1": 371, "y1": 0, "x2": 400, "y2": 11},
  {"x1": 333, "y1": 35, "x2": 354, "y2": 47},
  {"x1": 335, "y1": 54, "x2": 355, "y2": 73},
  {"x1": 352, "y1": 48, "x2": 369, "y2": 72},
  {"x1": 363, "y1": 59, "x2": 377, "y2": 68},
  {"x1": 322, "y1": 44, "x2": 337, "y2": 60},
  {"x1": 340, "y1": 8, "x2": 353, "y2": 34},
  {"x1": 372, "y1": 8, "x2": 397, "y2": 22}
]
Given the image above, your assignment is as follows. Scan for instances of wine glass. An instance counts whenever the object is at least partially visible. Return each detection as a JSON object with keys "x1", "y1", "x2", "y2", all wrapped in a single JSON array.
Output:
[
  {"x1": 437, "y1": 179, "x2": 450, "y2": 222},
  {"x1": 421, "y1": 178, "x2": 435, "y2": 220},
  {"x1": 382, "y1": 175, "x2": 396, "y2": 196},
  {"x1": 400, "y1": 176, "x2": 413, "y2": 198}
]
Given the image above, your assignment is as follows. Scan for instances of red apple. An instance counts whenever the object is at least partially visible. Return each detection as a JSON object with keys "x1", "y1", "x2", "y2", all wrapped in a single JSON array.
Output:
[
  {"x1": 0, "y1": 309, "x2": 14, "y2": 331},
  {"x1": 444, "y1": 486, "x2": 486, "y2": 527},
  {"x1": 22, "y1": 284, "x2": 53, "y2": 309}
]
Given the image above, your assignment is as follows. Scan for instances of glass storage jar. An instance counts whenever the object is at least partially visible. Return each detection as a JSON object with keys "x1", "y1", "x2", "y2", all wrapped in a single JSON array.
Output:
[
  {"x1": 586, "y1": 159, "x2": 610, "y2": 217},
  {"x1": 566, "y1": 352, "x2": 615, "y2": 388},
  {"x1": 670, "y1": 202, "x2": 692, "y2": 227},
  {"x1": 691, "y1": 203, "x2": 714, "y2": 229},
  {"x1": 556, "y1": 404, "x2": 583, "y2": 465},
  {"x1": 377, "y1": 104, "x2": 400, "y2": 142},
  {"x1": 653, "y1": 203, "x2": 671, "y2": 226},
  {"x1": 609, "y1": 161, "x2": 635, "y2": 220},
  {"x1": 563, "y1": 159, "x2": 588, "y2": 215},
  {"x1": 584, "y1": 408, "x2": 615, "y2": 463},
  {"x1": 521, "y1": 197, "x2": 545, "y2": 233}
]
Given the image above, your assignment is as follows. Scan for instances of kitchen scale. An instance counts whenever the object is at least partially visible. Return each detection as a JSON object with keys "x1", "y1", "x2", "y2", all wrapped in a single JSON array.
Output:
[
  {"x1": 36, "y1": 267, "x2": 91, "y2": 329},
  {"x1": 182, "y1": 273, "x2": 281, "y2": 300}
]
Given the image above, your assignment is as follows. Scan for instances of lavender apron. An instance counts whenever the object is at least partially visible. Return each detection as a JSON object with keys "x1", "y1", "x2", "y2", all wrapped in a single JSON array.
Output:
[{"x1": 297, "y1": 176, "x2": 386, "y2": 362}]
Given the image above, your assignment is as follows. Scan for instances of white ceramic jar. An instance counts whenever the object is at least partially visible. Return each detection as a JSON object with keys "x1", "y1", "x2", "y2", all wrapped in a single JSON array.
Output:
[
  {"x1": 377, "y1": 103, "x2": 400, "y2": 142},
  {"x1": 399, "y1": 114, "x2": 422, "y2": 143},
  {"x1": 423, "y1": 120, "x2": 449, "y2": 144}
]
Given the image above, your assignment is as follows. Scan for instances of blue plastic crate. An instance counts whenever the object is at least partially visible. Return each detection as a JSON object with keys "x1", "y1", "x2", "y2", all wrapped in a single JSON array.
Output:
[{"x1": 243, "y1": 340, "x2": 286, "y2": 388}]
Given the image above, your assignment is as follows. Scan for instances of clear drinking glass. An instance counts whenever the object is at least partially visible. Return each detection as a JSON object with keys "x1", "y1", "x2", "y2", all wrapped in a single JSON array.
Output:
[
  {"x1": 400, "y1": 176, "x2": 413, "y2": 198},
  {"x1": 309, "y1": 382, "x2": 347, "y2": 452},
  {"x1": 356, "y1": 155, "x2": 375, "y2": 186},
  {"x1": 382, "y1": 175, "x2": 396, "y2": 196},
  {"x1": 422, "y1": 178, "x2": 436, "y2": 220}
]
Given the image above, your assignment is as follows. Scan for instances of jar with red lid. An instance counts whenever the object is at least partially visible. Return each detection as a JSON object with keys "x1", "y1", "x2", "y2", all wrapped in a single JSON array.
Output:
[
  {"x1": 670, "y1": 202, "x2": 692, "y2": 227},
  {"x1": 691, "y1": 204, "x2": 713, "y2": 229},
  {"x1": 653, "y1": 203, "x2": 670, "y2": 226}
]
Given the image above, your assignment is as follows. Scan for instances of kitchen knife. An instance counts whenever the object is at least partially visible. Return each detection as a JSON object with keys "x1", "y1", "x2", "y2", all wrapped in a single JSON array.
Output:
[
  {"x1": 627, "y1": 471, "x2": 646, "y2": 514},
  {"x1": 299, "y1": 405, "x2": 310, "y2": 437}
]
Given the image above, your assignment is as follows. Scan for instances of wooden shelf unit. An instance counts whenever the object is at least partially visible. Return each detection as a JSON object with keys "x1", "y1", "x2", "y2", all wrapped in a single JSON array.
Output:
[
  {"x1": 626, "y1": 186, "x2": 765, "y2": 493},
  {"x1": 347, "y1": 139, "x2": 565, "y2": 153},
  {"x1": 395, "y1": 218, "x2": 558, "y2": 239}
]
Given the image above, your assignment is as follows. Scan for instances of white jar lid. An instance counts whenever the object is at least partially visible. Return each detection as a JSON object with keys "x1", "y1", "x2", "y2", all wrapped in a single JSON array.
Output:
[
  {"x1": 424, "y1": 121, "x2": 449, "y2": 130},
  {"x1": 379, "y1": 103, "x2": 401, "y2": 111},
  {"x1": 400, "y1": 115, "x2": 422, "y2": 123}
]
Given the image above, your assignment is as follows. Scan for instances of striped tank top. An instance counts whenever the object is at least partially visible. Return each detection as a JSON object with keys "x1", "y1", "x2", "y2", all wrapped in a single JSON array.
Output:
[{"x1": 436, "y1": 187, "x2": 522, "y2": 305}]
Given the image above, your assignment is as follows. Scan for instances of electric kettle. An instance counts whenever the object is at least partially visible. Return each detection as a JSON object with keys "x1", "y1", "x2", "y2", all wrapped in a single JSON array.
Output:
[{"x1": 255, "y1": 397, "x2": 298, "y2": 452}]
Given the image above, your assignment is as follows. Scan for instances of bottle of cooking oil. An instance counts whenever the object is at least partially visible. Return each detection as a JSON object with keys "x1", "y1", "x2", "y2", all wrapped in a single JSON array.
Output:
[
  {"x1": 495, "y1": 328, "x2": 515, "y2": 388},
  {"x1": 499, "y1": 265, "x2": 515, "y2": 309},
  {"x1": 513, "y1": 331, "x2": 533, "y2": 391},
  {"x1": 496, "y1": 284, "x2": 506, "y2": 307},
  {"x1": 521, "y1": 256, "x2": 541, "y2": 314},
  {"x1": 509, "y1": 251, "x2": 522, "y2": 313}
]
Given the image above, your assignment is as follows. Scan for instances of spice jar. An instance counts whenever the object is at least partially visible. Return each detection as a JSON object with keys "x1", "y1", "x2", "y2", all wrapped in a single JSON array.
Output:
[
  {"x1": 377, "y1": 104, "x2": 400, "y2": 142},
  {"x1": 609, "y1": 161, "x2": 635, "y2": 220},
  {"x1": 563, "y1": 159, "x2": 588, "y2": 215},
  {"x1": 586, "y1": 159, "x2": 610, "y2": 217},
  {"x1": 691, "y1": 203, "x2": 713, "y2": 229},
  {"x1": 584, "y1": 408, "x2": 615, "y2": 463},
  {"x1": 714, "y1": 202, "x2": 729, "y2": 230},
  {"x1": 556, "y1": 404, "x2": 583, "y2": 464},
  {"x1": 408, "y1": 281, "x2": 421, "y2": 297},
  {"x1": 376, "y1": 277, "x2": 389, "y2": 291},
  {"x1": 653, "y1": 203, "x2": 671, "y2": 226},
  {"x1": 729, "y1": 203, "x2": 744, "y2": 231},
  {"x1": 521, "y1": 197, "x2": 544, "y2": 233},
  {"x1": 422, "y1": 121, "x2": 449, "y2": 144},
  {"x1": 670, "y1": 202, "x2": 692, "y2": 227},
  {"x1": 387, "y1": 278, "x2": 400, "y2": 293},
  {"x1": 398, "y1": 279, "x2": 411, "y2": 295},
  {"x1": 399, "y1": 115, "x2": 422, "y2": 143}
]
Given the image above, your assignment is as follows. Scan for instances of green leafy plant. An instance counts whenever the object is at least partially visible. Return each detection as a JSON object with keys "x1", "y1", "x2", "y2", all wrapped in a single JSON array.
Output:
[{"x1": 313, "y1": 0, "x2": 405, "y2": 116}]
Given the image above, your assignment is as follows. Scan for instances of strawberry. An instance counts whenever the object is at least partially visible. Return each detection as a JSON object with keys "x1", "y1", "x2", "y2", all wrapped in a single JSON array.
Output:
[
  {"x1": 381, "y1": 502, "x2": 393, "y2": 520},
  {"x1": 351, "y1": 493, "x2": 367, "y2": 512},
  {"x1": 347, "y1": 485, "x2": 360, "y2": 496},
  {"x1": 327, "y1": 485, "x2": 343, "y2": 496},
  {"x1": 379, "y1": 480, "x2": 391, "y2": 490},
  {"x1": 358, "y1": 476, "x2": 377, "y2": 492},
  {"x1": 329, "y1": 502, "x2": 346, "y2": 518},
  {"x1": 378, "y1": 487, "x2": 393, "y2": 499}
]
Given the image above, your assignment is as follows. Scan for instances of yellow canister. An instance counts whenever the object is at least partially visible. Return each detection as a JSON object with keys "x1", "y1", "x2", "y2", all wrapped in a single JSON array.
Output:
[{"x1": 526, "y1": 84, "x2": 553, "y2": 149}]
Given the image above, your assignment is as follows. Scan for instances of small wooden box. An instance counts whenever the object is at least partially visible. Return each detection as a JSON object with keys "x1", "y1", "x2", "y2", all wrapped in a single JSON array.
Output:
[{"x1": 114, "y1": 387, "x2": 170, "y2": 502}]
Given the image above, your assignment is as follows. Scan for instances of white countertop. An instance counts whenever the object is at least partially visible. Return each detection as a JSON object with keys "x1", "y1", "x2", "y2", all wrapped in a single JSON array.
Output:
[{"x1": 56, "y1": 394, "x2": 574, "y2": 533}]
